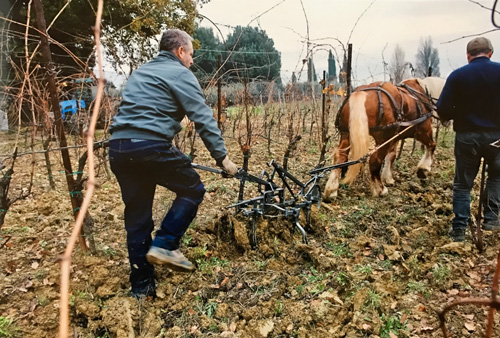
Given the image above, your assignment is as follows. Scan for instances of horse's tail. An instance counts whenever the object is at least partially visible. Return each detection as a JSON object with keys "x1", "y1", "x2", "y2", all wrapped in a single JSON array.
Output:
[{"x1": 342, "y1": 91, "x2": 370, "y2": 184}]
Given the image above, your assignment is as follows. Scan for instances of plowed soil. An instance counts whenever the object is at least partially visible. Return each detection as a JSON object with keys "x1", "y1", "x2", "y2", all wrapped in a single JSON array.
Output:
[{"x1": 1, "y1": 124, "x2": 499, "y2": 338}]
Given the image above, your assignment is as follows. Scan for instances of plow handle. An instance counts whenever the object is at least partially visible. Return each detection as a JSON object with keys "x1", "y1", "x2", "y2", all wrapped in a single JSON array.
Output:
[{"x1": 191, "y1": 163, "x2": 276, "y2": 188}]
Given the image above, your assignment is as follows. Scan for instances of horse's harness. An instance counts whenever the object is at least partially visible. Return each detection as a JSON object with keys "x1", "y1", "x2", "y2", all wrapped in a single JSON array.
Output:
[{"x1": 335, "y1": 81, "x2": 435, "y2": 133}]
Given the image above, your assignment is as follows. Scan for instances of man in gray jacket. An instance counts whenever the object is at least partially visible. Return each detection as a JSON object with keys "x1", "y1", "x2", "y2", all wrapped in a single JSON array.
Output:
[{"x1": 108, "y1": 29, "x2": 237, "y2": 298}]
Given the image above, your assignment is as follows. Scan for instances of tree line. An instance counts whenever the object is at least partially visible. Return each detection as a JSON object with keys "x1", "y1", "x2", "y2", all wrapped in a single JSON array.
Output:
[{"x1": 192, "y1": 26, "x2": 281, "y2": 85}]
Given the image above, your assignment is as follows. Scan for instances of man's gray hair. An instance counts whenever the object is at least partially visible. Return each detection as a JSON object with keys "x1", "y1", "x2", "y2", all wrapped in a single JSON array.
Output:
[{"x1": 159, "y1": 29, "x2": 192, "y2": 52}]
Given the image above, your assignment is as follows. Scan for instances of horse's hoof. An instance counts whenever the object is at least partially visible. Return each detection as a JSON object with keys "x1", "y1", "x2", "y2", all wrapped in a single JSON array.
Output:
[
  {"x1": 417, "y1": 168, "x2": 427, "y2": 179},
  {"x1": 380, "y1": 186, "x2": 389, "y2": 196},
  {"x1": 383, "y1": 177, "x2": 395, "y2": 186},
  {"x1": 370, "y1": 184, "x2": 387, "y2": 197},
  {"x1": 323, "y1": 191, "x2": 337, "y2": 202}
]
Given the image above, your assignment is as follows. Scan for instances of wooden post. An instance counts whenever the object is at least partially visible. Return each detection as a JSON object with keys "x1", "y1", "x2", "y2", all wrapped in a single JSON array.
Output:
[
  {"x1": 318, "y1": 70, "x2": 329, "y2": 164},
  {"x1": 321, "y1": 70, "x2": 326, "y2": 118},
  {"x1": 346, "y1": 43, "x2": 353, "y2": 95},
  {"x1": 33, "y1": 0, "x2": 87, "y2": 250},
  {"x1": 217, "y1": 55, "x2": 222, "y2": 131}
]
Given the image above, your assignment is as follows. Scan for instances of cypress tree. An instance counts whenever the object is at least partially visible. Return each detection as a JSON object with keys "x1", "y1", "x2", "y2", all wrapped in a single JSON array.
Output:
[{"x1": 328, "y1": 50, "x2": 337, "y2": 82}]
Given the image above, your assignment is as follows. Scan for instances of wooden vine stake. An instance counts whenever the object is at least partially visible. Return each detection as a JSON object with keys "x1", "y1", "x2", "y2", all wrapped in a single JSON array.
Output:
[
  {"x1": 32, "y1": 0, "x2": 88, "y2": 251},
  {"x1": 52, "y1": 0, "x2": 105, "y2": 335}
]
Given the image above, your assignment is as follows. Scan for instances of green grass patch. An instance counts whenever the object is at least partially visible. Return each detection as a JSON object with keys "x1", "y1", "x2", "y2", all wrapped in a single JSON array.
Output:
[
  {"x1": 380, "y1": 313, "x2": 409, "y2": 338},
  {"x1": 2, "y1": 226, "x2": 30, "y2": 234},
  {"x1": 432, "y1": 264, "x2": 450, "y2": 286},
  {"x1": 364, "y1": 289, "x2": 381, "y2": 310},
  {"x1": 335, "y1": 271, "x2": 350, "y2": 287},
  {"x1": 326, "y1": 241, "x2": 351, "y2": 257},
  {"x1": 355, "y1": 264, "x2": 373, "y2": 275},
  {"x1": 196, "y1": 256, "x2": 229, "y2": 275},
  {"x1": 0, "y1": 317, "x2": 19, "y2": 337}
]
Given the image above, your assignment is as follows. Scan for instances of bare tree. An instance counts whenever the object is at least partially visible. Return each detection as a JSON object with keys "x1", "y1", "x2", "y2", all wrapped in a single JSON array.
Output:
[
  {"x1": 389, "y1": 44, "x2": 406, "y2": 84},
  {"x1": 415, "y1": 36, "x2": 441, "y2": 77}
]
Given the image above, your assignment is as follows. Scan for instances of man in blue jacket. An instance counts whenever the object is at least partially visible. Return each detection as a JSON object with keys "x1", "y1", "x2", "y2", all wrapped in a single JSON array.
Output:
[
  {"x1": 108, "y1": 29, "x2": 238, "y2": 297},
  {"x1": 437, "y1": 37, "x2": 500, "y2": 242}
]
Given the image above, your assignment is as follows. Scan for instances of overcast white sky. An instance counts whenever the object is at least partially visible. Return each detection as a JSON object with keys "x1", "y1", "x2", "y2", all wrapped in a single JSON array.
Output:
[{"x1": 197, "y1": 0, "x2": 500, "y2": 86}]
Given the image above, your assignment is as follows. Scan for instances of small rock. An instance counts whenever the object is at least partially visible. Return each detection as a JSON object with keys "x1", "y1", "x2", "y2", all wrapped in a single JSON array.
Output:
[{"x1": 258, "y1": 319, "x2": 274, "y2": 337}]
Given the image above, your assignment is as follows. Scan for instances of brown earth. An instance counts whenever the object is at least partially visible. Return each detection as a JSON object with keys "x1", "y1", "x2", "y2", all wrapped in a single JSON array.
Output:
[{"x1": 0, "y1": 123, "x2": 499, "y2": 338}]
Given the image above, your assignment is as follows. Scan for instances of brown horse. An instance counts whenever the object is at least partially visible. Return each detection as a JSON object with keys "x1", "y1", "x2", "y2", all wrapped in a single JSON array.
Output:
[{"x1": 323, "y1": 77, "x2": 445, "y2": 199}]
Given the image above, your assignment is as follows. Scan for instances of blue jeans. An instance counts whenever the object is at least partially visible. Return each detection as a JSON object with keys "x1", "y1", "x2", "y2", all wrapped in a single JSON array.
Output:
[
  {"x1": 109, "y1": 139, "x2": 205, "y2": 291},
  {"x1": 452, "y1": 131, "x2": 500, "y2": 230}
]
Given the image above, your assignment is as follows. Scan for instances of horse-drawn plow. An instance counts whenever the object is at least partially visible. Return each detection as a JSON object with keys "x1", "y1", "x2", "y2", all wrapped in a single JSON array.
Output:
[{"x1": 193, "y1": 158, "x2": 361, "y2": 247}]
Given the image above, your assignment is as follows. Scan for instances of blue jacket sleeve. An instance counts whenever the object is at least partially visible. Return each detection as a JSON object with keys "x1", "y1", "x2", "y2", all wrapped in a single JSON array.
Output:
[{"x1": 436, "y1": 73, "x2": 458, "y2": 122}]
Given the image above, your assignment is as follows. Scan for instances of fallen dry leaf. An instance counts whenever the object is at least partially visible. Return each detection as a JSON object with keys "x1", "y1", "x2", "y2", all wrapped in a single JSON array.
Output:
[
  {"x1": 42, "y1": 278, "x2": 53, "y2": 286},
  {"x1": 18, "y1": 279, "x2": 33, "y2": 292},
  {"x1": 401, "y1": 313, "x2": 407, "y2": 323},
  {"x1": 464, "y1": 322, "x2": 475, "y2": 332},
  {"x1": 229, "y1": 322, "x2": 237, "y2": 332}
]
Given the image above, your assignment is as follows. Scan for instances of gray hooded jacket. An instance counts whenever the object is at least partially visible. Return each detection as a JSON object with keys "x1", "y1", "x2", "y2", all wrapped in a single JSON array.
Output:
[{"x1": 109, "y1": 50, "x2": 227, "y2": 161}]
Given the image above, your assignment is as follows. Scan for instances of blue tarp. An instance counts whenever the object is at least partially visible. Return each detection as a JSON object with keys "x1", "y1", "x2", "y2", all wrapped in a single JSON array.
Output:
[{"x1": 59, "y1": 99, "x2": 85, "y2": 119}]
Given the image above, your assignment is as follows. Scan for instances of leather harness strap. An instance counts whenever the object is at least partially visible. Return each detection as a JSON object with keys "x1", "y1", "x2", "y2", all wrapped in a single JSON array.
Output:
[
  {"x1": 358, "y1": 85, "x2": 402, "y2": 125},
  {"x1": 377, "y1": 88, "x2": 384, "y2": 125},
  {"x1": 398, "y1": 83, "x2": 435, "y2": 112},
  {"x1": 335, "y1": 81, "x2": 434, "y2": 133},
  {"x1": 335, "y1": 82, "x2": 398, "y2": 130},
  {"x1": 369, "y1": 112, "x2": 433, "y2": 132}
]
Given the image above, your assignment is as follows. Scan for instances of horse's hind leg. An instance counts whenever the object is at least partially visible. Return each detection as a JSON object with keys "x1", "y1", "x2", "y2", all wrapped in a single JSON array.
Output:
[
  {"x1": 369, "y1": 141, "x2": 396, "y2": 196},
  {"x1": 415, "y1": 121, "x2": 436, "y2": 178},
  {"x1": 324, "y1": 132, "x2": 350, "y2": 201},
  {"x1": 381, "y1": 141, "x2": 398, "y2": 185}
]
